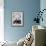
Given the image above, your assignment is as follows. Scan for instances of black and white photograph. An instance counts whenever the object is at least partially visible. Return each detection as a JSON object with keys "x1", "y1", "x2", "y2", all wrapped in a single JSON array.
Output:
[{"x1": 12, "y1": 12, "x2": 23, "y2": 26}]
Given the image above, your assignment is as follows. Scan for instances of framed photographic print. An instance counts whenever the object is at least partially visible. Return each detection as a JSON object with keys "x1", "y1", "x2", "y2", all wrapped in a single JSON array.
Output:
[{"x1": 12, "y1": 11, "x2": 24, "y2": 26}]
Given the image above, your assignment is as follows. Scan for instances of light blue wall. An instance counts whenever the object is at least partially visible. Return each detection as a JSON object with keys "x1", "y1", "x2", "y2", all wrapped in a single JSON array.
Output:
[
  {"x1": 40, "y1": 0, "x2": 46, "y2": 27},
  {"x1": 4, "y1": 0, "x2": 40, "y2": 42}
]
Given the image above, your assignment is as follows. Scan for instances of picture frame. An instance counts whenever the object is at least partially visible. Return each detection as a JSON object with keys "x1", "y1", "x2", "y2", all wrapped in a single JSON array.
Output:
[{"x1": 12, "y1": 11, "x2": 24, "y2": 26}]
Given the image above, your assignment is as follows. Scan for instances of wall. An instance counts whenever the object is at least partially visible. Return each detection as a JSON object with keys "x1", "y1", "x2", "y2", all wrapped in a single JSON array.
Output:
[
  {"x1": 40, "y1": 0, "x2": 46, "y2": 27},
  {"x1": 4, "y1": 0, "x2": 40, "y2": 42}
]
